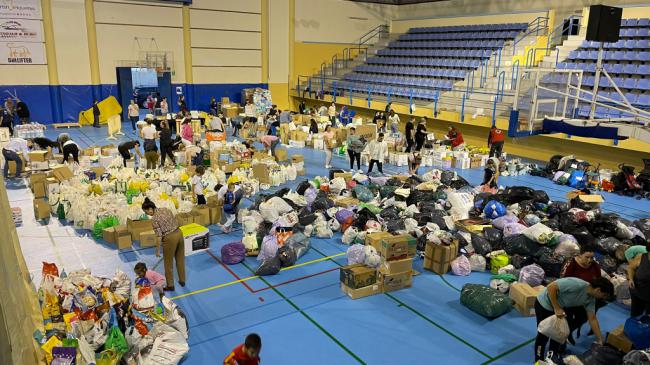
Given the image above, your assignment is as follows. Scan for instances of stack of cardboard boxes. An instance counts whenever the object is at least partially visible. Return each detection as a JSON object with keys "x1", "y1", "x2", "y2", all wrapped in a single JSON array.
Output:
[
  {"x1": 508, "y1": 283, "x2": 545, "y2": 316},
  {"x1": 423, "y1": 239, "x2": 460, "y2": 275},
  {"x1": 340, "y1": 233, "x2": 416, "y2": 299}
]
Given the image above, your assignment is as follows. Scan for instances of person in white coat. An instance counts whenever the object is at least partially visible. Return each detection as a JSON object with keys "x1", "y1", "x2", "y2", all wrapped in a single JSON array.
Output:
[{"x1": 365, "y1": 132, "x2": 388, "y2": 174}]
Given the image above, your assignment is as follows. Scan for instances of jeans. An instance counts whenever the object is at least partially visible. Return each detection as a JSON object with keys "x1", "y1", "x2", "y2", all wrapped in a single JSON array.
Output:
[
  {"x1": 119, "y1": 149, "x2": 131, "y2": 167},
  {"x1": 368, "y1": 159, "x2": 383, "y2": 174},
  {"x1": 348, "y1": 150, "x2": 361, "y2": 170},
  {"x1": 129, "y1": 116, "x2": 138, "y2": 130},
  {"x1": 406, "y1": 138, "x2": 414, "y2": 153},
  {"x1": 270, "y1": 139, "x2": 280, "y2": 156},
  {"x1": 490, "y1": 141, "x2": 504, "y2": 158},
  {"x1": 2, "y1": 149, "x2": 21, "y2": 178}
]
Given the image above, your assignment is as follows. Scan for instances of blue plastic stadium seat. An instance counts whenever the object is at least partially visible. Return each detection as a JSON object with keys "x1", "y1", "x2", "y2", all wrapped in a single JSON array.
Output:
[
  {"x1": 637, "y1": 94, "x2": 650, "y2": 106},
  {"x1": 623, "y1": 78, "x2": 638, "y2": 89},
  {"x1": 637, "y1": 28, "x2": 650, "y2": 37},
  {"x1": 638, "y1": 79, "x2": 650, "y2": 91},
  {"x1": 638, "y1": 18, "x2": 650, "y2": 27},
  {"x1": 625, "y1": 93, "x2": 638, "y2": 104}
]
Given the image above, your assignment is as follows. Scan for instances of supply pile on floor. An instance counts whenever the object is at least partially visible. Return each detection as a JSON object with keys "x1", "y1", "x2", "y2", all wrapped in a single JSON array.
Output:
[
  {"x1": 37, "y1": 263, "x2": 189, "y2": 365},
  {"x1": 29, "y1": 141, "x2": 297, "y2": 250}
]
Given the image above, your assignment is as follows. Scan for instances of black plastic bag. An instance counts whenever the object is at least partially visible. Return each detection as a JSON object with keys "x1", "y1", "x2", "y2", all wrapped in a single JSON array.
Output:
[
  {"x1": 296, "y1": 180, "x2": 312, "y2": 195},
  {"x1": 407, "y1": 190, "x2": 435, "y2": 207},
  {"x1": 538, "y1": 251, "x2": 566, "y2": 278},
  {"x1": 419, "y1": 201, "x2": 440, "y2": 214},
  {"x1": 596, "y1": 255, "x2": 618, "y2": 274},
  {"x1": 510, "y1": 254, "x2": 534, "y2": 269},
  {"x1": 633, "y1": 218, "x2": 650, "y2": 238},
  {"x1": 385, "y1": 219, "x2": 405, "y2": 233},
  {"x1": 250, "y1": 193, "x2": 271, "y2": 211},
  {"x1": 563, "y1": 223, "x2": 596, "y2": 247},
  {"x1": 406, "y1": 175, "x2": 423, "y2": 186},
  {"x1": 579, "y1": 343, "x2": 624, "y2": 365},
  {"x1": 532, "y1": 190, "x2": 550, "y2": 204},
  {"x1": 518, "y1": 200, "x2": 536, "y2": 215},
  {"x1": 285, "y1": 232, "x2": 310, "y2": 258},
  {"x1": 282, "y1": 197, "x2": 301, "y2": 211},
  {"x1": 298, "y1": 208, "x2": 317, "y2": 226},
  {"x1": 440, "y1": 170, "x2": 455, "y2": 185},
  {"x1": 547, "y1": 202, "x2": 570, "y2": 218},
  {"x1": 354, "y1": 208, "x2": 377, "y2": 229},
  {"x1": 272, "y1": 188, "x2": 290, "y2": 199},
  {"x1": 386, "y1": 177, "x2": 403, "y2": 186},
  {"x1": 545, "y1": 218, "x2": 560, "y2": 231},
  {"x1": 312, "y1": 196, "x2": 333, "y2": 211},
  {"x1": 483, "y1": 227, "x2": 503, "y2": 249},
  {"x1": 588, "y1": 214, "x2": 619, "y2": 238},
  {"x1": 255, "y1": 256, "x2": 282, "y2": 276},
  {"x1": 449, "y1": 176, "x2": 470, "y2": 190},
  {"x1": 417, "y1": 234, "x2": 428, "y2": 251},
  {"x1": 454, "y1": 232, "x2": 470, "y2": 248},
  {"x1": 471, "y1": 233, "x2": 493, "y2": 256},
  {"x1": 503, "y1": 234, "x2": 540, "y2": 256},
  {"x1": 277, "y1": 246, "x2": 297, "y2": 268},
  {"x1": 380, "y1": 206, "x2": 400, "y2": 220},
  {"x1": 595, "y1": 237, "x2": 623, "y2": 256},
  {"x1": 502, "y1": 186, "x2": 536, "y2": 204}
]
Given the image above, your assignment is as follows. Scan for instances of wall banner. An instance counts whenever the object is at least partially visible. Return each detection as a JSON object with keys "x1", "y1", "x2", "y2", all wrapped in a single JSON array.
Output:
[
  {"x1": 0, "y1": 41, "x2": 46, "y2": 64},
  {"x1": 0, "y1": 0, "x2": 42, "y2": 20},
  {"x1": 0, "y1": 19, "x2": 42, "y2": 42}
]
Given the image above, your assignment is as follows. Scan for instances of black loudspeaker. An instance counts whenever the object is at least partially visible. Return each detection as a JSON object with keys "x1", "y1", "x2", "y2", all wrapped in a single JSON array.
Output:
[{"x1": 586, "y1": 4, "x2": 622, "y2": 42}]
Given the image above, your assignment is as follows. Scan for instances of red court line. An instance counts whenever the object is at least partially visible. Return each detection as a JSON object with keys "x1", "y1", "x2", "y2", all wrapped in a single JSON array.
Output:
[
  {"x1": 251, "y1": 267, "x2": 339, "y2": 293},
  {"x1": 206, "y1": 250, "x2": 256, "y2": 294}
]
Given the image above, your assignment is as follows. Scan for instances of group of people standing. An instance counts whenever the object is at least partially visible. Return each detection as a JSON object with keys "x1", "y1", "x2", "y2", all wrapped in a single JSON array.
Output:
[{"x1": 1, "y1": 97, "x2": 30, "y2": 137}]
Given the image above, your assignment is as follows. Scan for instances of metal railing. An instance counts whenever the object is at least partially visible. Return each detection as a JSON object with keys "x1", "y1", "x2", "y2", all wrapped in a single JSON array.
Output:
[
  {"x1": 513, "y1": 16, "x2": 549, "y2": 53},
  {"x1": 511, "y1": 60, "x2": 520, "y2": 90},
  {"x1": 359, "y1": 24, "x2": 389, "y2": 48},
  {"x1": 545, "y1": 15, "x2": 582, "y2": 56}
]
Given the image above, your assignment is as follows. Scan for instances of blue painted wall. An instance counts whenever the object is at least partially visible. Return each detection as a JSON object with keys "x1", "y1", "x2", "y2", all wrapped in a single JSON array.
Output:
[{"x1": 1, "y1": 83, "x2": 267, "y2": 124}]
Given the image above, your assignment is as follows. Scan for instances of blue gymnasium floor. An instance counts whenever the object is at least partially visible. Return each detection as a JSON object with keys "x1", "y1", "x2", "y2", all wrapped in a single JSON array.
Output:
[{"x1": 7, "y1": 122, "x2": 650, "y2": 364}]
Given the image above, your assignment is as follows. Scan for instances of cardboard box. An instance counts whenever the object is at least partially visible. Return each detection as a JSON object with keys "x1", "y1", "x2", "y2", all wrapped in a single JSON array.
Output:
[
  {"x1": 100, "y1": 145, "x2": 116, "y2": 156},
  {"x1": 379, "y1": 257, "x2": 413, "y2": 275},
  {"x1": 339, "y1": 264, "x2": 378, "y2": 289},
  {"x1": 0, "y1": 127, "x2": 9, "y2": 142},
  {"x1": 176, "y1": 212, "x2": 194, "y2": 226},
  {"x1": 191, "y1": 206, "x2": 211, "y2": 226},
  {"x1": 127, "y1": 218, "x2": 153, "y2": 241},
  {"x1": 293, "y1": 130, "x2": 308, "y2": 142},
  {"x1": 335, "y1": 196, "x2": 360, "y2": 208},
  {"x1": 607, "y1": 325, "x2": 633, "y2": 353},
  {"x1": 355, "y1": 124, "x2": 377, "y2": 141},
  {"x1": 341, "y1": 282, "x2": 382, "y2": 300},
  {"x1": 32, "y1": 181, "x2": 46, "y2": 198},
  {"x1": 470, "y1": 156, "x2": 483, "y2": 169},
  {"x1": 7, "y1": 156, "x2": 26, "y2": 176},
  {"x1": 334, "y1": 172, "x2": 353, "y2": 182},
  {"x1": 275, "y1": 147, "x2": 288, "y2": 162},
  {"x1": 297, "y1": 168, "x2": 305, "y2": 176},
  {"x1": 139, "y1": 230, "x2": 159, "y2": 248},
  {"x1": 291, "y1": 155, "x2": 304, "y2": 164},
  {"x1": 223, "y1": 162, "x2": 240, "y2": 174},
  {"x1": 253, "y1": 164, "x2": 271, "y2": 184},
  {"x1": 221, "y1": 97, "x2": 230, "y2": 104},
  {"x1": 509, "y1": 283, "x2": 545, "y2": 316},
  {"x1": 208, "y1": 203, "x2": 222, "y2": 225},
  {"x1": 82, "y1": 147, "x2": 95, "y2": 157},
  {"x1": 102, "y1": 227, "x2": 116, "y2": 244},
  {"x1": 30, "y1": 172, "x2": 47, "y2": 189},
  {"x1": 90, "y1": 167, "x2": 105, "y2": 178},
  {"x1": 566, "y1": 191, "x2": 604, "y2": 209},
  {"x1": 33, "y1": 198, "x2": 50, "y2": 220},
  {"x1": 423, "y1": 240, "x2": 459, "y2": 275},
  {"x1": 365, "y1": 231, "x2": 393, "y2": 247},
  {"x1": 372, "y1": 234, "x2": 416, "y2": 261},
  {"x1": 116, "y1": 233, "x2": 132, "y2": 250},
  {"x1": 380, "y1": 270, "x2": 413, "y2": 292},
  {"x1": 28, "y1": 151, "x2": 48, "y2": 162},
  {"x1": 45, "y1": 177, "x2": 59, "y2": 197},
  {"x1": 52, "y1": 165, "x2": 74, "y2": 182}
]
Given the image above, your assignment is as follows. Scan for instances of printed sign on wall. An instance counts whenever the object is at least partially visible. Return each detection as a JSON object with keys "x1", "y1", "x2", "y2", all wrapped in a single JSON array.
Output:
[
  {"x1": 0, "y1": 0, "x2": 42, "y2": 20},
  {"x1": 0, "y1": 19, "x2": 42, "y2": 42},
  {"x1": 0, "y1": 41, "x2": 46, "y2": 64}
]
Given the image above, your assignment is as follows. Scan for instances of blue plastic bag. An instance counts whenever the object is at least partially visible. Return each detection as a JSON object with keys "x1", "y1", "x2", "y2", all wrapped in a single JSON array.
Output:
[
  {"x1": 568, "y1": 170, "x2": 586, "y2": 189},
  {"x1": 484, "y1": 200, "x2": 507, "y2": 219},
  {"x1": 624, "y1": 315, "x2": 650, "y2": 350}
]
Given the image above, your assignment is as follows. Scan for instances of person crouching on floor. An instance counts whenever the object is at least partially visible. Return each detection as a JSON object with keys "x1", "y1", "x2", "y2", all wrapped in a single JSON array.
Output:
[
  {"x1": 134, "y1": 262, "x2": 166, "y2": 301},
  {"x1": 218, "y1": 182, "x2": 243, "y2": 233},
  {"x1": 224, "y1": 333, "x2": 261, "y2": 365}
]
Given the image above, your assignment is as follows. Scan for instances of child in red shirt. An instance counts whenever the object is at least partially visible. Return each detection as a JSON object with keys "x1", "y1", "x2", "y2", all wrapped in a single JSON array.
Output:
[{"x1": 224, "y1": 333, "x2": 261, "y2": 365}]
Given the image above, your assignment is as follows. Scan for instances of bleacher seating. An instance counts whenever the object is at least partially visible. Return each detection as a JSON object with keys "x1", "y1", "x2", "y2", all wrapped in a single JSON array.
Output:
[
  {"x1": 532, "y1": 18, "x2": 650, "y2": 117},
  {"x1": 336, "y1": 22, "x2": 529, "y2": 101}
]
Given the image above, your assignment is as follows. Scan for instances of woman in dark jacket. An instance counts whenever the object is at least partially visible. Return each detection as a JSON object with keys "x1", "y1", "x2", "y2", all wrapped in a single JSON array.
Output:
[
  {"x1": 405, "y1": 118, "x2": 415, "y2": 152},
  {"x1": 159, "y1": 120, "x2": 175, "y2": 167},
  {"x1": 415, "y1": 119, "x2": 427, "y2": 151},
  {"x1": 16, "y1": 99, "x2": 29, "y2": 124}
]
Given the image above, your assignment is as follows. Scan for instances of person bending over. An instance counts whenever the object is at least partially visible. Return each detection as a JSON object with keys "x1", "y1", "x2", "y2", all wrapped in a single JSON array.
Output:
[
  {"x1": 627, "y1": 242, "x2": 650, "y2": 317},
  {"x1": 118, "y1": 140, "x2": 143, "y2": 168},
  {"x1": 61, "y1": 137, "x2": 80, "y2": 165},
  {"x1": 134, "y1": 262, "x2": 166, "y2": 301},
  {"x1": 533, "y1": 277, "x2": 613, "y2": 363}
]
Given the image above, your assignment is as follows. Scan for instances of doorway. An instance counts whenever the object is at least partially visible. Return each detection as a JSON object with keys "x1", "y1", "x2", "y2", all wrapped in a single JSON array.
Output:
[{"x1": 116, "y1": 67, "x2": 172, "y2": 122}]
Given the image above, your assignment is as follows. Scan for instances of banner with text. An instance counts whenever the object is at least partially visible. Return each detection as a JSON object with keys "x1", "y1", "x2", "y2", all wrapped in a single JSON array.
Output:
[
  {"x1": 0, "y1": 0, "x2": 42, "y2": 20},
  {"x1": 0, "y1": 18, "x2": 42, "y2": 42},
  {"x1": 0, "y1": 41, "x2": 45, "y2": 64}
]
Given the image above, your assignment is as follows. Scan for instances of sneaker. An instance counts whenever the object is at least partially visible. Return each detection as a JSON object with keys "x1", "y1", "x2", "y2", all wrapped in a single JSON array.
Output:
[{"x1": 358, "y1": 169, "x2": 363, "y2": 174}]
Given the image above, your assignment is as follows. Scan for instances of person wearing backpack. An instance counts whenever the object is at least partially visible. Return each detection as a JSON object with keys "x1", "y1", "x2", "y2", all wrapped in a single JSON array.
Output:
[{"x1": 218, "y1": 182, "x2": 242, "y2": 233}]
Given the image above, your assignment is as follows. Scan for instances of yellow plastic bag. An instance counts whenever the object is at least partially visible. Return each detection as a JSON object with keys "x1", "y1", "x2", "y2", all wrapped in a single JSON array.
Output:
[
  {"x1": 41, "y1": 336, "x2": 62, "y2": 364},
  {"x1": 96, "y1": 349, "x2": 119, "y2": 365}
]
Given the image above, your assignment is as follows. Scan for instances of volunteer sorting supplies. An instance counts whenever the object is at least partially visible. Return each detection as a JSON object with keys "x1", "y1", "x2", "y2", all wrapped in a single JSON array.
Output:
[{"x1": 36, "y1": 262, "x2": 189, "y2": 365}]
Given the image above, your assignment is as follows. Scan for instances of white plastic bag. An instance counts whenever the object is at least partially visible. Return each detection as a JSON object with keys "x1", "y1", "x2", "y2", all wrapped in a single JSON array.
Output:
[
  {"x1": 469, "y1": 255, "x2": 486, "y2": 272},
  {"x1": 523, "y1": 223, "x2": 554, "y2": 244},
  {"x1": 341, "y1": 227, "x2": 358, "y2": 245},
  {"x1": 142, "y1": 322, "x2": 190, "y2": 365},
  {"x1": 329, "y1": 219, "x2": 341, "y2": 232},
  {"x1": 259, "y1": 197, "x2": 293, "y2": 222},
  {"x1": 363, "y1": 245, "x2": 381, "y2": 268},
  {"x1": 538, "y1": 315, "x2": 570, "y2": 344},
  {"x1": 346, "y1": 244, "x2": 366, "y2": 265},
  {"x1": 242, "y1": 233, "x2": 258, "y2": 252},
  {"x1": 162, "y1": 297, "x2": 189, "y2": 339},
  {"x1": 447, "y1": 192, "x2": 474, "y2": 220}
]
